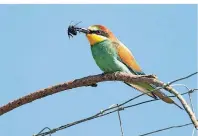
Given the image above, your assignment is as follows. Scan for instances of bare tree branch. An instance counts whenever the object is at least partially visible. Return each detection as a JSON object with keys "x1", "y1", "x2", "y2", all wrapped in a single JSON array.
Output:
[
  {"x1": 0, "y1": 72, "x2": 197, "y2": 129},
  {"x1": 0, "y1": 72, "x2": 155, "y2": 116}
]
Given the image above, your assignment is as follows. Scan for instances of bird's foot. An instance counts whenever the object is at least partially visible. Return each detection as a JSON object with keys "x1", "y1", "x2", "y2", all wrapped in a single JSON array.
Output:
[{"x1": 114, "y1": 71, "x2": 122, "y2": 76}]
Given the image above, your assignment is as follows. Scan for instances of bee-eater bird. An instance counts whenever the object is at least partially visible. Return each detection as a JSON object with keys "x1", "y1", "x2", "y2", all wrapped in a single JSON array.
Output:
[{"x1": 68, "y1": 24, "x2": 181, "y2": 108}]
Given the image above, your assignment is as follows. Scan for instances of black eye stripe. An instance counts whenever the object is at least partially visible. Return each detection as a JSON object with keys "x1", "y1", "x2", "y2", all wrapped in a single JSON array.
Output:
[{"x1": 90, "y1": 30, "x2": 108, "y2": 37}]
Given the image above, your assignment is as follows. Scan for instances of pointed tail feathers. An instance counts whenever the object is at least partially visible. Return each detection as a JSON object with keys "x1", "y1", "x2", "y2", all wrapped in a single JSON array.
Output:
[{"x1": 125, "y1": 82, "x2": 183, "y2": 109}]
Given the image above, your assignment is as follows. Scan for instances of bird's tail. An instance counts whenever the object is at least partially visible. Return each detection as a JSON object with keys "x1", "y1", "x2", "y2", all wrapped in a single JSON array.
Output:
[{"x1": 124, "y1": 82, "x2": 183, "y2": 109}]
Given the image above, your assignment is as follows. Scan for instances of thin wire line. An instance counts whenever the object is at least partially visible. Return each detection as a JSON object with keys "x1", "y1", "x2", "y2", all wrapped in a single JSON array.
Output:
[
  {"x1": 117, "y1": 104, "x2": 124, "y2": 136},
  {"x1": 139, "y1": 122, "x2": 193, "y2": 136}
]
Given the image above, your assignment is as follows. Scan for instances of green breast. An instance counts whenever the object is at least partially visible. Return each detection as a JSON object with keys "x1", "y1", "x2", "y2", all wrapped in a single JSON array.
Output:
[{"x1": 91, "y1": 40, "x2": 130, "y2": 73}]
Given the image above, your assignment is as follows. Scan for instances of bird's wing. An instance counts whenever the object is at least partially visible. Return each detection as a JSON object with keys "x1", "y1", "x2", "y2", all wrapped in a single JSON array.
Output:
[
  {"x1": 113, "y1": 41, "x2": 178, "y2": 105},
  {"x1": 113, "y1": 41, "x2": 144, "y2": 75}
]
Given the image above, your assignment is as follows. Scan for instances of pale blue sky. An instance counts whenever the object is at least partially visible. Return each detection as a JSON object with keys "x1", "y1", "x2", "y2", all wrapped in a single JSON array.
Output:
[{"x1": 0, "y1": 4, "x2": 197, "y2": 136}]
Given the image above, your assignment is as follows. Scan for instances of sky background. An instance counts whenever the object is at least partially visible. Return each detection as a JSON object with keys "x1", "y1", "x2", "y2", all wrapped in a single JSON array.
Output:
[{"x1": 0, "y1": 4, "x2": 197, "y2": 136}]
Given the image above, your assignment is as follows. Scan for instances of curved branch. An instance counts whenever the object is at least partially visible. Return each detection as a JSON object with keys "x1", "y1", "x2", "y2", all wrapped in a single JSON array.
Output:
[
  {"x1": 0, "y1": 72, "x2": 197, "y2": 129},
  {"x1": 0, "y1": 72, "x2": 156, "y2": 116}
]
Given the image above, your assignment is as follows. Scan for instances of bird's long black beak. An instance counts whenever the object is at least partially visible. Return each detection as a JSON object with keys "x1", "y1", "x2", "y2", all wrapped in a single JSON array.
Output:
[{"x1": 75, "y1": 27, "x2": 90, "y2": 34}]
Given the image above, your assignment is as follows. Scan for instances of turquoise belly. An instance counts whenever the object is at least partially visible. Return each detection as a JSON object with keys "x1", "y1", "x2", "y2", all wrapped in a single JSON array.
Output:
[{"x1": 91, "y1": 40, "x2": 130, "y2": 73}]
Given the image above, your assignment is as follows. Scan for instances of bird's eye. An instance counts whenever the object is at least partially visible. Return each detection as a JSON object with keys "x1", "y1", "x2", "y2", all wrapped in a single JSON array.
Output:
[
  {"x1": 90, "y1": 30, "x2": 108, "y2": 37},
  {"x1": 96, "y1": 30, "x2": 101, "y2": 34}
]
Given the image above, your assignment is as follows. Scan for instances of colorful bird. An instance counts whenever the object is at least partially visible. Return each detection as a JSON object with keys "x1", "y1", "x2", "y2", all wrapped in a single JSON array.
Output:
[{"x1": 68, "y1": 24, "x2": 181, "y2": 108}]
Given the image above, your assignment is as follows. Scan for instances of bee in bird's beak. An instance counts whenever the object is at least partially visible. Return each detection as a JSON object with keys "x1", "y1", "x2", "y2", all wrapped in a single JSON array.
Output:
[{"x1": 67, "y1": 21, "x2": 90, "y2": 38}]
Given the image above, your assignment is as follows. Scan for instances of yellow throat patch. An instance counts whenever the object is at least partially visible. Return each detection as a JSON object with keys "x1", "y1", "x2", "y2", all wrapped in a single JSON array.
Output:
[{"x1": 86, "y1": 34, "x2": 107, "y2": 46}]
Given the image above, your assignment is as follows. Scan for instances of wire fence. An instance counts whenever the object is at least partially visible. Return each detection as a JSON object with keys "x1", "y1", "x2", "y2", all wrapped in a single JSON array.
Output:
[{"x1": 33, "y1": 72, "x2": 198, "y2": 136}]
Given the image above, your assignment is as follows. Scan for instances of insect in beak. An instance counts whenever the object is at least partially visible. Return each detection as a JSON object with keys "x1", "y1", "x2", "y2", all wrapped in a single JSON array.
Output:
[{"x1": 67, "y1": 21, "x2": 90, "y2": 38}]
